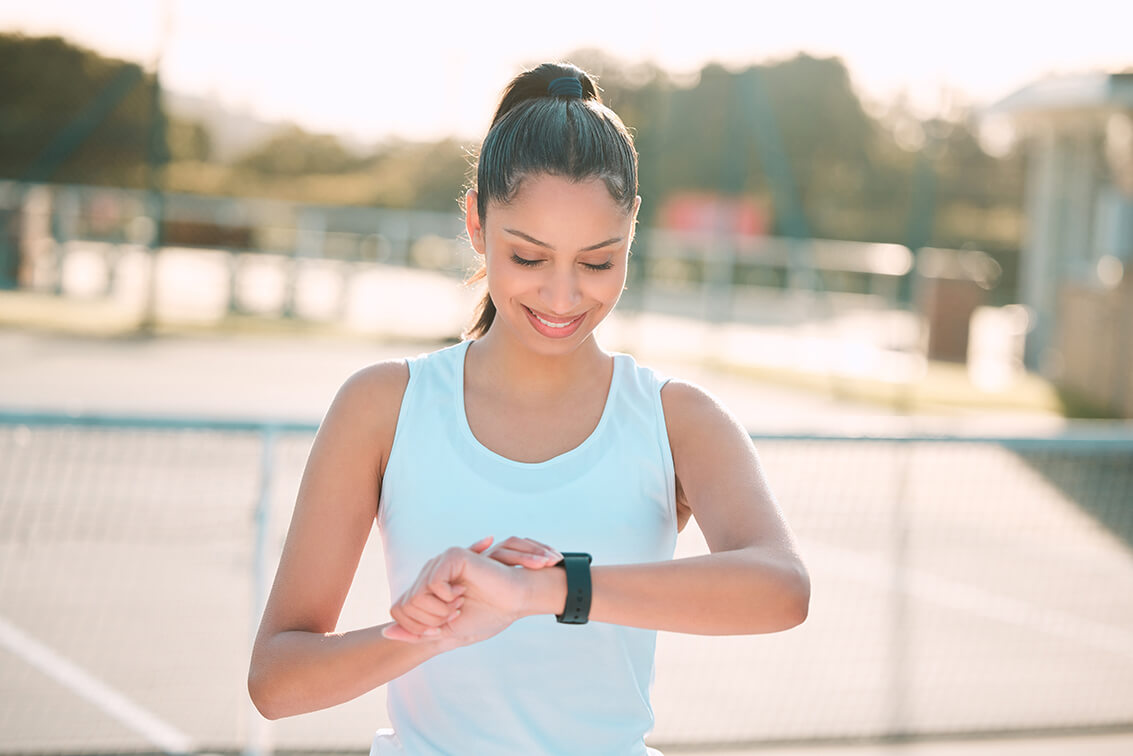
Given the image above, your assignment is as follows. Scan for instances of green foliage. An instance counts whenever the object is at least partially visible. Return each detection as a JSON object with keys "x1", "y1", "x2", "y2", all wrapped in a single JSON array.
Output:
[
  {"x1": 233, "y1": 124, "x2": 363, "y2": 175},
  {"x1": 0, "y1": 33, "x2": 166, "y2": 187},
  {"x1": 166, "y1": 117, "x2": 212, "y2": 162},
  {"x1": 365, "y1": 139, "x2": 473, "y2": 210},
  {"x1": 4, "y1": 34, "x2": 1025, "y2": 269},
  {"x1": 539, "y1": 50, "x2": 1023, "y2": 252}
]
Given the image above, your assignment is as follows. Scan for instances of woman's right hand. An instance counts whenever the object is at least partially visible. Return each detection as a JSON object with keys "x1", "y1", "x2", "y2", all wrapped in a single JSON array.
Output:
[
  {"x1": 383, "y1": 536, "x2": 562, "y2": 645},
  {"x1": 478, "y1": 535, "x2": 563, "y2": 570}
]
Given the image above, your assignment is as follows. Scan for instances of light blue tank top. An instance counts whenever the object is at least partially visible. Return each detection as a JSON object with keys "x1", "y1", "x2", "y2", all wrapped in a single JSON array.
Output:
[{"x1": 372, "y1": 339, "x2": 678, "y2": 755}]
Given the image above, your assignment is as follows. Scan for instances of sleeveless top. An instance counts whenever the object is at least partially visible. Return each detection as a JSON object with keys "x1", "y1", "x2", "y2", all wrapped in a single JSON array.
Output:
[{"x1": 371, "y1": 339, "x2": 679, "y2": 755}]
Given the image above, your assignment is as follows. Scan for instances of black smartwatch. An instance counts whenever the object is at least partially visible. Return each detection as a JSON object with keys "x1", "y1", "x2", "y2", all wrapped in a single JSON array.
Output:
[{"x1": 554, "y1": 552, "x2": 592, "y2": 624}]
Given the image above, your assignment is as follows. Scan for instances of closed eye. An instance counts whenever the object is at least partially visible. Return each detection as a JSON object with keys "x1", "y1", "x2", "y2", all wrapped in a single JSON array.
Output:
[
  {"x1": 510, "y1": 253, "x2": 614, "y2": 271},
  {"x1": 510, "y1": 253, "x2": 540, "y2": 267}
]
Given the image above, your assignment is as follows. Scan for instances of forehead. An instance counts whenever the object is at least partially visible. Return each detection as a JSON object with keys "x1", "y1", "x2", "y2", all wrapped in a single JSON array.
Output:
[{"x1": 487, "y1": 174, "x2": 630, "y2": 234}]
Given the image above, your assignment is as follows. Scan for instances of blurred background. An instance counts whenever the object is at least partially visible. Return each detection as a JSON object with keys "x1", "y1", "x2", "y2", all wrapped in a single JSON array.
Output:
[{"x1": 1, "y1": 2, "x2": 1132, "y2": 755}]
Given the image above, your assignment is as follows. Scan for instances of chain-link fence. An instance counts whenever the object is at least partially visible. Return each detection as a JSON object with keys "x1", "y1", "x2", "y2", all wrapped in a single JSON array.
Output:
[{"x1": 2, "y1": 412, "x2": 1131, "y2": 754}]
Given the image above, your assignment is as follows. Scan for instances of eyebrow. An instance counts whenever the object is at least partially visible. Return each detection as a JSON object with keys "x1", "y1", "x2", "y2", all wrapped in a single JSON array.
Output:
[{"x1": 503, "y1": 228, "x2": 623, "y2": 253}]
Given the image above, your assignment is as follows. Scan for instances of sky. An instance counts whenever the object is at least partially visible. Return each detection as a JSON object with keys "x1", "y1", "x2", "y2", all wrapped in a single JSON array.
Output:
[{"x1": 3, "y1": 0, "x2": 1131, "y2": 145}]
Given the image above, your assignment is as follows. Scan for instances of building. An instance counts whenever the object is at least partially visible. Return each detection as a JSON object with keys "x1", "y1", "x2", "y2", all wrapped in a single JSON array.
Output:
[{"x1": 987, "y1": 72, "x2": 1133, "y2": 416}]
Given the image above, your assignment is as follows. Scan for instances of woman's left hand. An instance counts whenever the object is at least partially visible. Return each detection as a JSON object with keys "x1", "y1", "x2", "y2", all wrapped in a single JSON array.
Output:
[{"x1": 382, "y1": 536, "x2": 561, "y2": 645}]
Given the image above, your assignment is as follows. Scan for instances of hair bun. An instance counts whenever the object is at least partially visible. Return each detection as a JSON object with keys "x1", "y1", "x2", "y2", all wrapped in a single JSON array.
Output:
[
  {"x1": 547, "y1": 76, "x2": 584, "y2": 99},
  {"x1": 490, "y1": 63, "x2": 599, "y2": 127}
]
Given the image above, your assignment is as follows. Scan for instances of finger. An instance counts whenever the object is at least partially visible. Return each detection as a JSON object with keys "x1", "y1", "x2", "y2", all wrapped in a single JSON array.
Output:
[
  {"x1": 514, "y1": 536, "x2": 563, "y2": 562},
  {"x1": 409, "y1": 590, "x2": 463, "y2": 617},
  {"x1": 384, "y1": 617, "x2": 423, "y2": 642},
  {"x1": 401, "y1": 595, "x2": 463, "y2": 628},
  {"x1": 427, "y1": 576, "x2": 462, "y2": 603},
  {"x1": 437, "y1": 609, "x2": 461, "y2": 634},
  {"x1": 486, "y1": 547, "x2": 559, "y2": 568},
  {"x1": 468, "y1": 535, "x2": 494, "y2": 553},
  {"x1": 425, "y1": 549, "x2": 471, "y2": 602},
  {"x1": 391, "y1": 597, "x2": 454, "y2": 637},
  {"x1": 383, "y1": 623, "x2": 427, "y2": 643},
  {"x1": 389, "y1": 606, "x2": 431, "y2": 638},
  {"x1": 486, "y1": 536, "x2": 563, "y2": 564}
]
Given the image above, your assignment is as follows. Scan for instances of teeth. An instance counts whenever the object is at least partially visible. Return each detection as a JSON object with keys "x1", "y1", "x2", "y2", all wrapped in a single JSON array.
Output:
[{"x1": 532, "y1": 309, "x2": 577, "y2": 328}]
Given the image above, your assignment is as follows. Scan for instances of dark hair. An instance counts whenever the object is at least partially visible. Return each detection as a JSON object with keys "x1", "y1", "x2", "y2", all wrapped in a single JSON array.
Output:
[{"x1": 463, "y1": 62, "x2": 639, "y2": 339}]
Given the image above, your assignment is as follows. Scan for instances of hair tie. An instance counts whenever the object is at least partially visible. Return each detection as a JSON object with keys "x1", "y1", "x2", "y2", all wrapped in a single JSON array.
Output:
[{"x1": 547, "y1": 76, "x2": 584, "y2": 99}]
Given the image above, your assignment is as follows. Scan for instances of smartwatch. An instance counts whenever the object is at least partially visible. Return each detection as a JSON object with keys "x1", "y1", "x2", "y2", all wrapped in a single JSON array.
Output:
[{"x1": 554, "y1": 552, "x2": 592, "y2": 624}]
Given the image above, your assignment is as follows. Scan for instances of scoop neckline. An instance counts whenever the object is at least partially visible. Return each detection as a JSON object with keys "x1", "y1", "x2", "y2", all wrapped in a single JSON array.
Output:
[{"x1": 454, "y1": 339, "x2": 622, "y2": 468}]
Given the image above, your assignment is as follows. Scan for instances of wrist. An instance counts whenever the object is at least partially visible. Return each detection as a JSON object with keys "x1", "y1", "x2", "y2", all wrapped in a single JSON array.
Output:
[{"x1": 523, "y1": 564, "x2": 567, "y2": 618}]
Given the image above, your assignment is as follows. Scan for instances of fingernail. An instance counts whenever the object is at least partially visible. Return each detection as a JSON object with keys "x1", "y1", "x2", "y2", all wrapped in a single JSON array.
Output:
[{"x1": 423, "y1": 628, "x2": 441, "y2": 637}]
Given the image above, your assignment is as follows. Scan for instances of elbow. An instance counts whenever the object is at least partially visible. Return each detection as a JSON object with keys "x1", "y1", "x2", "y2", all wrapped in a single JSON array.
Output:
[
  {"x1": 247, "y1": 655, "x2": 290, "y2": 721},
  {"x1": 785, "y1": 561, "x2": 811, "y2": 629},
  {"x1": 247, "y1": 667, "x2": 281, "y2": 721},
  {"x1": 762, "y1": 558, "x2": 810, "y2": 632}
]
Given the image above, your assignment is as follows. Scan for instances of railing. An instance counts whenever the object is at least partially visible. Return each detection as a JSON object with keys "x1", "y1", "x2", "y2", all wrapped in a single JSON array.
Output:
[
  {"x1": 2, "y1": 410, "x2": 1131, "y2": 754},
  {"x1": 2, "y1": 180, "x2": 988, "y2": 317}
]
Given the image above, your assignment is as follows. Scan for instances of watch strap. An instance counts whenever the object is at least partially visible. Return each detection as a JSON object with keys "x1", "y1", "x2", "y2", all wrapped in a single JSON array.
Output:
[{"x1": 554, "y1": 552, "x2": 592, "y2": 624}]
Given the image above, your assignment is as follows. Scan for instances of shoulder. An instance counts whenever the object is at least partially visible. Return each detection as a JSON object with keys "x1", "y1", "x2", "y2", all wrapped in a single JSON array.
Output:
[
  {"x1": 658, "y1": 379, "x2": 758, "y2": 530},
  {"x1": 660, "y1": 379, "x2": 745, "y2": 435},
  {"x1": 318, "y1": 358, "x2": 410, "y2": 478},
  {"x1": 332, "y1": 358, "x2": 410, "y2": 417},
  {"x1": 660, "y1": 378, "x2": 754, "y2": 461}
]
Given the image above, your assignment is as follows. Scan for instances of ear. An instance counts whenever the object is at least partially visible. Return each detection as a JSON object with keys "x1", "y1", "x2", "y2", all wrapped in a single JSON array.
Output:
[
  {"x1": 465, "y1": 189, "x2": 485, "y2": 256},
  {"x1": 629, "y1": 195, "x2": 643, "y2": 241}
]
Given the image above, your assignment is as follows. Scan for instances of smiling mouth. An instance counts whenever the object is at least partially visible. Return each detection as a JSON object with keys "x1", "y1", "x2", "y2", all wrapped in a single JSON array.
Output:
[{"x1": 525, "y1": 306, "x2": 584, "y2": 329}]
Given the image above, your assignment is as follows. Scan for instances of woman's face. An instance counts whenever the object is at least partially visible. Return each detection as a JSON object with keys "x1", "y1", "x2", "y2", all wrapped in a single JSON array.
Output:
[{"x1": 467, "y1": 174, "x2": 640, "y2": 354}]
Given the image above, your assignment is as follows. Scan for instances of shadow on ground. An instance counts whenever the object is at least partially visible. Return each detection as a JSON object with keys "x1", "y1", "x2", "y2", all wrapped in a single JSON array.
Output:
[{"x1": 1009, "y1": 446, "x2": 1133, "y2": 550}]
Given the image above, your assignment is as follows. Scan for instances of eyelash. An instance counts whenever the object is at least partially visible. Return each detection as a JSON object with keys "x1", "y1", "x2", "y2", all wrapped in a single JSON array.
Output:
[{"x1": 510, "y1": 253, "x2": 613, "y2": 271}]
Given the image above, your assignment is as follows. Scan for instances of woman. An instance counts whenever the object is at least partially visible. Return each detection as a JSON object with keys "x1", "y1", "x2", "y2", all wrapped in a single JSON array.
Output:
[{"x1": 248, "y1": 61, "x2": 809, "y2": 755}]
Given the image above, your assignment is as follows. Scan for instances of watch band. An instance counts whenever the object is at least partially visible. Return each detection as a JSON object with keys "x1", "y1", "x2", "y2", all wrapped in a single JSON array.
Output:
[{"x1": 554, "y1": 552, "x2": 592, "y2": 624}]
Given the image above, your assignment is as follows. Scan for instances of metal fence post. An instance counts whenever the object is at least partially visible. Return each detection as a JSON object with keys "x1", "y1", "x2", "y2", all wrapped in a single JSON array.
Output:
[{"x1": 888, "y1": 440, "x2": 913, "y2": 740}]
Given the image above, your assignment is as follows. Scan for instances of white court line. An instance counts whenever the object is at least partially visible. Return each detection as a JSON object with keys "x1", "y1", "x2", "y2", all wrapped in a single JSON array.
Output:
[
  {"x1": 0, "y1": 614, "x2": 196, "y2": 755},
  {"x1": 806, "y1": 540, "x2": 1133, "y2": 663}
]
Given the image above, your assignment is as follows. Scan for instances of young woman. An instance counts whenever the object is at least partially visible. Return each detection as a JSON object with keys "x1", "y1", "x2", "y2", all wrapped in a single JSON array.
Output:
[{"x1": 248, "y1": 62, "x2": 809, "y2": 755}]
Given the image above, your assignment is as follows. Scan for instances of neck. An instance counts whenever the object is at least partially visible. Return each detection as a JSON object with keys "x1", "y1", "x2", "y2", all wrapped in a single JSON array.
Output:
[{"x1": 468, "y1": 328, "x2": 609, "y2": 399}]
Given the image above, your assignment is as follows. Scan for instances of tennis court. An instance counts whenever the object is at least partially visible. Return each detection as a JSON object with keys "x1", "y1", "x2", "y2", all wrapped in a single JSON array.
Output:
[{"x1": 1, "y1": 328, "x2": 1131, "y2": 754}]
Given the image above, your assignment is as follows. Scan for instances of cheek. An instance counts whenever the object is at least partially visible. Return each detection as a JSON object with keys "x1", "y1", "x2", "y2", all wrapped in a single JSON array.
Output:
[
  {"x1": 599, "y1": 269, "x2": 628, "y2": 301},
  {"x1": 601, "y1": 255, "x2": 630, "y2": 296},
  {"x1": 483, "y1": 254, "x2": 524, "y2": 290}
]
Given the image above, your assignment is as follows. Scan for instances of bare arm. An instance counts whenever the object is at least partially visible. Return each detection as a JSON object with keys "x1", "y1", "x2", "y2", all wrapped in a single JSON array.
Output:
[
  {"x1": 247, "y1": 360, "x2": 455, "y2": 719},
  {"x1": 247, "y1": 362, "x2": 566, "y2": 718},
  {"x1": 531, "y1": 379, "x2": 808, "y2": 633},
  {"x1": 597, "y1": 379, "x2": 807, "y2": 632}
]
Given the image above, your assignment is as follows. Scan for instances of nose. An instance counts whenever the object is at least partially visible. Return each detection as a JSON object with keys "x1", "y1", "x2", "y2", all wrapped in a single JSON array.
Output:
[{"x1": 539, "y1": 264, "x2": 582, "y2": 315}]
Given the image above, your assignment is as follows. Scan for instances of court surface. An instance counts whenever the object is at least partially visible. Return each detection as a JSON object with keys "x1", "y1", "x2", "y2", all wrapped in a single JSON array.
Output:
[{"x1": 1, "y1": 324, "x2": 1131, "y2": 755}]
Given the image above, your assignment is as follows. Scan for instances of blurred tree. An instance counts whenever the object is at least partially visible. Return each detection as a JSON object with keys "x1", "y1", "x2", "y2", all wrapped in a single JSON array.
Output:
[
  {"x1": 166, "y1": 117, "x2": 212, "y2": 163},
  {"x1": 233, "y1": 124, "x2": 364, "y2": 175},
  {"x1": 365, "y1": 138, "x2": 472, "y2": 210},
  {"x1": 602, "y1": 51, "x2": 1025, "y2": 252},
  {"x1": 0, "y1": 33, "x2": 166, "y2": 187},
  {"x1": 4, "y1": 34, "x2": 1022, "y2": 262}
]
